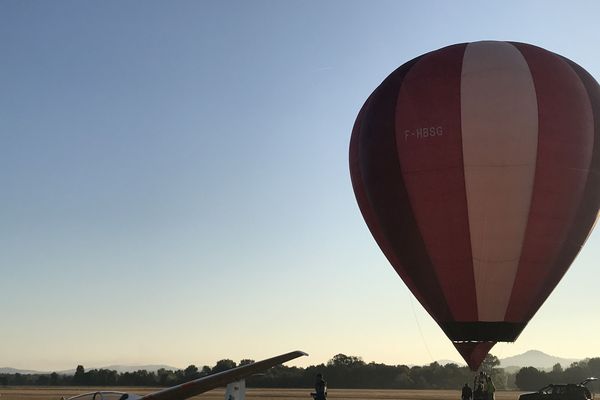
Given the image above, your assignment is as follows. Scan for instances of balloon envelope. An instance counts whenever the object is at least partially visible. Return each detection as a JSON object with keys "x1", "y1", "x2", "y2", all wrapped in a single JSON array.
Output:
[{"x1": 350, "y1": 41, "x2": 600, "y2": 370}]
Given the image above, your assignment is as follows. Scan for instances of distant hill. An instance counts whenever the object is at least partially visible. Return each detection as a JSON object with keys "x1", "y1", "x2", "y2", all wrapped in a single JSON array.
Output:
[
  {"x1": 500, "y1": 350, "x2": 579, "y2": 372},
  {"x1": 437, "y1": 359, "x2": 466, "y2": 366},
  {"x1": 0, "y1": 367, "x2": 44, "y2": 374},
  {"x1": 424, "y1": 350, "x2": 579, "y2": 372},
  {"x1": 1, "y1": 364, "x2": 180, "y2": 375},
  {"x1": 0, "y1": 352, "x2": 583, "y2": 376},
  {"x1": 93, "y1": 364, "x2": 180, "y2": 374}
]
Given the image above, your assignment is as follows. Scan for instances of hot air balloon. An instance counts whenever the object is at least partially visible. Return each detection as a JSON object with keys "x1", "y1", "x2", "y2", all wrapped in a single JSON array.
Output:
[{"x1": 349, "y1": 41, "x2": 600, "y2": 370}]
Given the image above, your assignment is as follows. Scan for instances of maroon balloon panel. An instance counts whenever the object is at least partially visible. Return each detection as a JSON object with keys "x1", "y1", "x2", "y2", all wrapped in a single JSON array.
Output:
[{"x1": 350, "y1": 41, "x2": 600, "y2": 370}]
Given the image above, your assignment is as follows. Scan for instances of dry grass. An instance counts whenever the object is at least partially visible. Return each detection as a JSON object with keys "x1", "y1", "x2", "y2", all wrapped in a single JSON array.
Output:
[{"x1": 0, "y1": 387, "x2": 525, "y2": 400}]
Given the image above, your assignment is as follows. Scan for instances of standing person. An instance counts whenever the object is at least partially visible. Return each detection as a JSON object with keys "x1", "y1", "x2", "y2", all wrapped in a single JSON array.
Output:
[
  {"x1": 486, "y1": 376, "x2": 495, "y2": 400},
  {"x1": 473, "y1": 383, "x2": 482, "y2": 400},
  {"x1": 314, "y1": 373, "x2": 327, "y2": 400},
  {"x1": 473, "y1": 372, "x2": 486, "y2": 400},
  {"x1": 462, "y1": 383, "x2": 473, "y2": 400}
]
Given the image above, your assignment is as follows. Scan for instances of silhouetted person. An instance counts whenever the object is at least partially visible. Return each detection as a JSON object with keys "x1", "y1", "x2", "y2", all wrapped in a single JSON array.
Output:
[
  {"x1": 486, "y1": 376, "x2": 495, "y2": 400},
  {"x1": 473, "y1": 371, "x2": 486, "y2": 400},
  {"x1": 462, "y1": 383, "x2": 472, "y2": 400},
  {"x1": 313, "y1": 373, "x2": 327, "y2": 400},
  {"x1": 473, "y1": 383, "x2": 483, "y2": 400}
]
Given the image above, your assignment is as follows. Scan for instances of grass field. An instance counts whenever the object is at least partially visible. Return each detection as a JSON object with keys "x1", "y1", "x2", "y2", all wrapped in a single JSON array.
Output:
[{"x1": 0, "y1": 387, "x2": 525, "y2": 400}]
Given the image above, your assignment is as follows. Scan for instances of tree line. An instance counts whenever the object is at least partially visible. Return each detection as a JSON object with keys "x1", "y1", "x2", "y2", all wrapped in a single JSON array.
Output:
[
  {"x1": 515, "y1": 359, "x2": 600, "y2": 391},
  {"x1": 1, "y1": 354, "x2": 599, "y2": 391}
]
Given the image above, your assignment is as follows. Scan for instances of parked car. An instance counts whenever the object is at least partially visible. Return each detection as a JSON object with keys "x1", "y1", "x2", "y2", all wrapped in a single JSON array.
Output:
[{"x1": 519, "y1": 378, "x2": 597, "y2": 400}]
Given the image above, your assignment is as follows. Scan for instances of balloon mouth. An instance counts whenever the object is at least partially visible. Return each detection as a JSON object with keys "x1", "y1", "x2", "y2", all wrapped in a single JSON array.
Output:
[
  {"x1": 453, "y1": 342, "x2": 497, "y2": 371},
  {"x1": 440, "y1": 321, "x2": 527, "y2": 342},
  {"x1": 444, "y1": 322, "x2": 527, "y2": 371}
]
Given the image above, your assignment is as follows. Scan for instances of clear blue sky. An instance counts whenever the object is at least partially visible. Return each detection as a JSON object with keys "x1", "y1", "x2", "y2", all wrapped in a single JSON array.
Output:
[{"x1": 2, "y1": 0, "x2": 600, "y2": 371}]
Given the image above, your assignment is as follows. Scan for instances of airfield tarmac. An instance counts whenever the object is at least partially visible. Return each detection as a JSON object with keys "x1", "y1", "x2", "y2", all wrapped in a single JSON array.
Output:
[{"x1": 0, "y1": 387, "x2": 525, "y2": 400}]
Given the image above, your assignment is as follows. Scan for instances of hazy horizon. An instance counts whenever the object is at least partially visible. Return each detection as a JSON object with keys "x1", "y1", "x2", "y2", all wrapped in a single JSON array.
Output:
[{"x1": 0, "y1": 348, "x2": 586, "y2": 373}]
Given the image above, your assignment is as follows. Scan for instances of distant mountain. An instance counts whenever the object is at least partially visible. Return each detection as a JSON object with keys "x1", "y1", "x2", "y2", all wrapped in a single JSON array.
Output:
[
  {"x1": 0, "y1": 367, "x2": 45, "y2": 374},
  {"x1": 96, "y1": 364, "x2": 180, "y2": 373},
  {"x1": 500, "y1": 350, "x2": 579, "y2": 372},
  {"x1": 57, "y1": 364, "x2": 180, "y2": 375},
  {"x1": 0, "y1": 352, "x2": 583, "y2": 376},
  {"x1": 437, "y1": 359, "x2": 466, "y2": 366},
  {"x1": 1, "y1": 364, "x2": 180, "y2": 375},
  {"x1": 422, "y1": 350, "x2": 579, "y2": 372}
]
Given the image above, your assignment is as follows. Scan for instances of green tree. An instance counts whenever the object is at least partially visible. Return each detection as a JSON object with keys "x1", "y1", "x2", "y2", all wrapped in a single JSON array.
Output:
[
  {"x1": 549, "y1": 363, "x2": 563, "y2": 382},
  {"x1": 480, "y1": 354, "x2": 500, "y2": 374},
  {"x1": 157, "y1": 368, "x2": 176, "y2": 386},
  {"x1": 73, "y1": 365, "x2": 85, "y2": 385},
  {"x1": 36, "y1": 375, "x2": 49, "y2": 385},
  {"x1": 552, "y1": 363, "x2": 564, "y2": 374},
  {"x1": 515, "y1": 367, "x2": 546, "y2": 390},
  {"x1": 212, "y1": 359, "x2": 236, "y2": 374},
  {"x1": 563, "y1": 361, "x2": 588, "y2": 384},
  {"x1": 588, "y1": 358, "x2": 600, "y2": 375},
  {"x1": 327, "y1": 354, "x2": 365, "y2": 368},
  {"x1": 184, "y1": 365, "x2": 200, "y2": 380}
]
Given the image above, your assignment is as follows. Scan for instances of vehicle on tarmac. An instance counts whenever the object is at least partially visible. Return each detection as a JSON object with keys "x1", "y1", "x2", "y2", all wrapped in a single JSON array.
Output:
[{"x1": 518, "y1": 377, "x2": 597, "y2": 400}]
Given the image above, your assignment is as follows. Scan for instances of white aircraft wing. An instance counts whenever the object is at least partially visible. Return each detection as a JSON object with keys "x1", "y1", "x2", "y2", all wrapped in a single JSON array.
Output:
[{"x1": 139, "y1": 350, "x2": 307, "y2": 400}]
